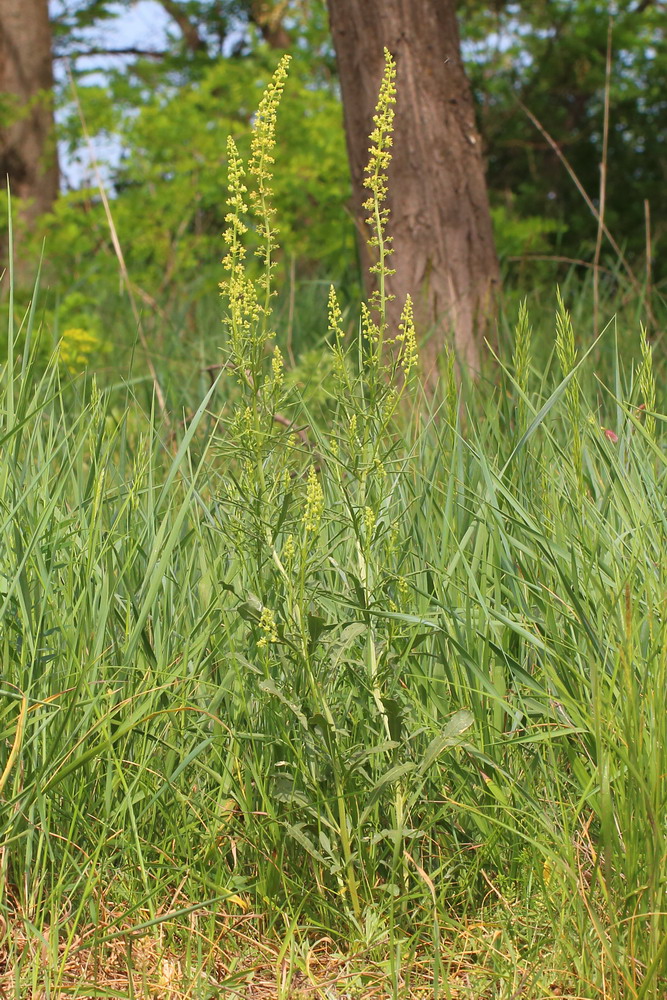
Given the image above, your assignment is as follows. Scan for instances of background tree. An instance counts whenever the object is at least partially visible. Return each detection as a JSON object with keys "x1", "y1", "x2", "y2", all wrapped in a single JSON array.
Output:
[
  {"x1": 51, "y1": 0, "x2": 296, "y2": 64},
  {"x1": 326, "y1": 0, "x2": 500, "y2": 379},
  {"x1": 463, "y1": 0, "x2": 666, "y2": 286},
  {"x1": 0, "y1": 0, "x2": 59, "y2": 225},
  {"x1": 47, "y1": 0, "x2": 666, "y2": 297},
  {"x1": 2, "y1": 0, "x2": 661, "y2": 351}
]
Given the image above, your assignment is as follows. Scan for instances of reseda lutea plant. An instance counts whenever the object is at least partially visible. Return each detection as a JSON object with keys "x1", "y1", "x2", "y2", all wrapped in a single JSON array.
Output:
[{"x1": 214, "y1": 50, "x2": 449, "y2": 925}]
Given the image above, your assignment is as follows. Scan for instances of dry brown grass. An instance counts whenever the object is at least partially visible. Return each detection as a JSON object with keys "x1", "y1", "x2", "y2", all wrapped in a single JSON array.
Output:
[{"x1": 0, "y1": 903, "x2": 589, "y2": 1000}]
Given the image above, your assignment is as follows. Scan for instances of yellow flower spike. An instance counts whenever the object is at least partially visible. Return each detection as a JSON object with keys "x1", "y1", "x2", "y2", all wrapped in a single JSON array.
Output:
[
  {"x1": 329, "y1": 283, "x2": 355, "y2": 392},
  {"x1": 257, "y1": 606, "x2": 279, "y2": 648},
  {"x1": 249, "y1": 54, "x2": 291, "y2": 285},
  {"x1": 220, "y1": 135, "x2": 263, "y2": 369},
  {"x1": 396, "y1": 294, "x2": 419, "y2": 375},
  {"x1": 249, "y1": 54, "x2": 291, "y2": 192},
  {"x1": 363, "y1": 47, "x2": 397, "y2": 233},
  {"x1": 327, "y1": 284, "x2": 344, "y2": 341},
  {"x1": 303, "y1": 465, "x2": 324, "y2": 534},
  {"x1": 271, "y1": 345, "x2": 284, "y2": 388},
  {"x1": 363, "y1": 48, "x2": 397, "y2": 325},
  {"x1": 282, "y1": 534, "x2": 296, "y2": 562}
]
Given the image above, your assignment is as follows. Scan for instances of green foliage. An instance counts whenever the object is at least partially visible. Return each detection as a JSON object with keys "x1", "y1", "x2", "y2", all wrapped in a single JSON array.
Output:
[
  {"x1": 464, "y1": 0, "x2": 667, "y2": 279},
  {"x1": 37, "y1": 42, "x2": 354, "y2": 331},
  {"x1": 34, "y1": 0, "x2": 664, "y2": 355},
  {"x1": 491, "y1": 203, "x2": 566, "y2": 266}
]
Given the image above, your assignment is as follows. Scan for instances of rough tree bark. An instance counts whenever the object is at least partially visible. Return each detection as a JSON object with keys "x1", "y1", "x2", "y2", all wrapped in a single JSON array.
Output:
[
  {"x1": 0, "y1": 0, "x2": 59, "y2": 226},
  {"x1": 326, "y1": 0, "x2": 499, "y2": 380}
]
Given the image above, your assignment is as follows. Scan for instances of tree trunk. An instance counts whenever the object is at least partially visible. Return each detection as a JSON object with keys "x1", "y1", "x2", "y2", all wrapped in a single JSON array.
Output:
[
  {"x1": 326, "y1": 0, "x2": 499, "y2": 381},
  {"x1": 0, "y1": 0, "x2": 59, "y2": 228}
]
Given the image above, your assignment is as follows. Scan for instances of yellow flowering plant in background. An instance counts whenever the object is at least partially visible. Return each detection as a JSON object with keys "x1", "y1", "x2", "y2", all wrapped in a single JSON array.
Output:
[
  {"x1": 49, "y1": 291, "x2": 111, "y2": 374},
  {"x1": 58, "y1": 327, "x2": 106, "y2": 373}
]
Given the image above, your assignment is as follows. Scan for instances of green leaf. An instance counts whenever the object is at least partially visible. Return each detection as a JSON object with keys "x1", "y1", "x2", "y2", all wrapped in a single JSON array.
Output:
[
  {"x1": 419, "y1": 710, "x2": 474, "y2": 774},
  {"x1": 237, "y1": 593, "x2": 264, "y2": 623},
  {"x1": 285, "y1": 823, "x2": 327, "y2": 864},
  {"x1": 307, "y1": 613, "x2": 334, "y2": 652}
]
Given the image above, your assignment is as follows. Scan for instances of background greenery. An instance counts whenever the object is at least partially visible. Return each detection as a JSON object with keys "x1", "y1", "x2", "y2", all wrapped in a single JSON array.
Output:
[{"x1": 6, "y1": 0, "x2": 663, "y2": 381}]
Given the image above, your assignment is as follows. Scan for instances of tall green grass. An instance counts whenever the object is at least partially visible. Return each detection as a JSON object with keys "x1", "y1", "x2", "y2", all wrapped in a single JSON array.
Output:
[{"x1": 1, "y1": 54, "x2": 666, "y2": 999}]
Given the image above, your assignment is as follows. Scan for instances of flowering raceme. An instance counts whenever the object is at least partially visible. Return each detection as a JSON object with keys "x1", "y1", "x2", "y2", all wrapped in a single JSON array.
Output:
[
  {"x1": 303, "y1": 466, "x2": 324, "y2": 534},
  {"x1": 257, "y1": 607, "x2": 279, "y2": 648}
]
